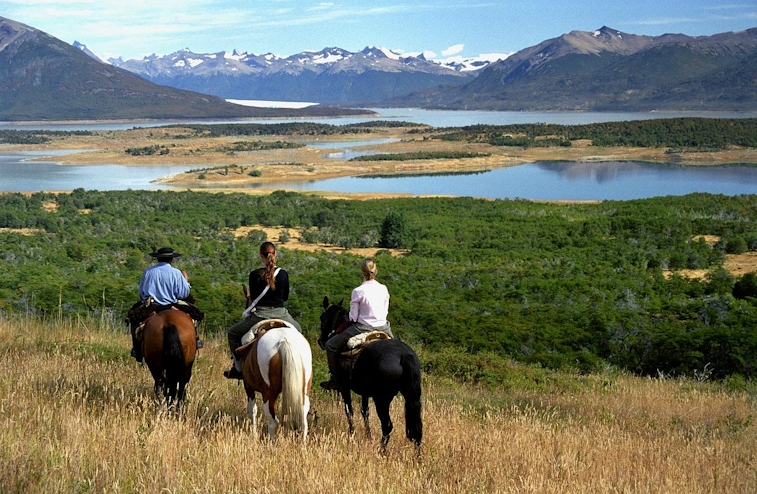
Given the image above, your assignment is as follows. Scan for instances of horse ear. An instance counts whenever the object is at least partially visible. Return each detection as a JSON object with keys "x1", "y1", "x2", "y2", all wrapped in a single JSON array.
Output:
[
  {"x1": 338, "y1": 299, "x2": 344, "y2": 307},
  {"x1": 322, "y1": 296, "x2": 329, "y2": 309}
]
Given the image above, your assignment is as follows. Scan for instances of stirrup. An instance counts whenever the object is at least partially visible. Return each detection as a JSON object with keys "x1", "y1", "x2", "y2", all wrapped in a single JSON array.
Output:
[{"x1": 224, "y1": 367, "x2": 243, "y2": 380}]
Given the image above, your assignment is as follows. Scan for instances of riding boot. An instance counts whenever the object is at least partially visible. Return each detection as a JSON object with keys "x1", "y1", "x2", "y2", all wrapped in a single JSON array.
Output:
[
  {"x1": 130, "y1": 326, "x2": 143, "y2": 363},
  {"x1": 319, "y1": 350, "x2": 341, "y2": 390},
  {"x1": 193, "y1": 320, "x2": 204, "y2": 349},
  {"x1": 223, "y1": 355, "x2": 243, "y2": 380}
]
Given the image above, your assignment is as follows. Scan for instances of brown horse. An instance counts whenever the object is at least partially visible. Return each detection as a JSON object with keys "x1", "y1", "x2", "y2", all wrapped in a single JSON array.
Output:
[{"x1": 141, "y1": 309, "x2": 197, "y2": 408}]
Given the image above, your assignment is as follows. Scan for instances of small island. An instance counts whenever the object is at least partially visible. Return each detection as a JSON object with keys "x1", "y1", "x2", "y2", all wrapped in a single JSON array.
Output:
[{"x1": 3, "y1": 118, "x2": 757, "y2": 194}]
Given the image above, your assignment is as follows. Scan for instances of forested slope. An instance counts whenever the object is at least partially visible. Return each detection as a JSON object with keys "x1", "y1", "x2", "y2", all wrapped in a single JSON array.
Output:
[{"x1": 1, "y1": 189, "x2": 756, "y2": 379}]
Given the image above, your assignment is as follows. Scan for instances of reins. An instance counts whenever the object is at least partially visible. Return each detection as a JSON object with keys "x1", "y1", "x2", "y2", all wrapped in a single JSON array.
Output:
[{"x1": 323, "y1": 305, "x2": 350, "y2": 341}]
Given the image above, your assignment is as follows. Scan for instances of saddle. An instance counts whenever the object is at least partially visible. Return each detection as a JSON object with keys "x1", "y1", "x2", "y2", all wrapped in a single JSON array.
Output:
[
  {"x1": 127, "y1": 297, "x2": 204, "y2": 341},
  {"x1": 233, "y1": 319, "x2": 295, "y2": 357},
  {"x1": 339, "y1": 331, "x2": 392, "y2": 370}
]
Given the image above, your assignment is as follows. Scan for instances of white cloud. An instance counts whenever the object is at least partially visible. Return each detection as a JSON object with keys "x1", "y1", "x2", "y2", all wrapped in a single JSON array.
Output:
[{"x1": 441, "y1": 44, "x2": 464, "y2": 56}]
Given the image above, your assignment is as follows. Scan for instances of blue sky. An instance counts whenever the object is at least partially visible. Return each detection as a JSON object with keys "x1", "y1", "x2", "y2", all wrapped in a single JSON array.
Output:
[{"x1": 2, "y1": 0, "x2": 756, "y2": 61}]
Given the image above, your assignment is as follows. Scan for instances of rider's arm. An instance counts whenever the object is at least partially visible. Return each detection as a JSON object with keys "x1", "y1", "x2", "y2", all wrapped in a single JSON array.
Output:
[
  {"x1": 349, "y1": 286, "x2": 361, "y2": 322},
  {"x1": 278, "y1": 270, "x2": 290, "y2": 302}
]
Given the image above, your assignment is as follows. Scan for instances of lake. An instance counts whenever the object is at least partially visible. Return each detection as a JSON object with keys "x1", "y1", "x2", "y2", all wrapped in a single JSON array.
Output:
[
  {"x1": 3, "y1": 108, "x2": 757, "y2": 131},
  {"x1": 2, "y1": 109, "x2": 757, "y2": 199},
  {"x1": 0, "y1": 151, "x2": 193, "y2": 192},
  {"x1": 230, "y1": 161, "x2": 757, "y2": 201}
]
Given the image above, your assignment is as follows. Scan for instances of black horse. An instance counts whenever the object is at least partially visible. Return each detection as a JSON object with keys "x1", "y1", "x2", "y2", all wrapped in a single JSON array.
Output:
[{"x1": 318, "y1": 296, "x2": 423, "y2": 451}]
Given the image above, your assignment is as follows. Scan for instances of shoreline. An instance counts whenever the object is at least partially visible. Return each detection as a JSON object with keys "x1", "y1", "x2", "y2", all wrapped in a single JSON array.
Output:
[{"x1": 4, "y1": 123, "x2": 757, "y2": 198}]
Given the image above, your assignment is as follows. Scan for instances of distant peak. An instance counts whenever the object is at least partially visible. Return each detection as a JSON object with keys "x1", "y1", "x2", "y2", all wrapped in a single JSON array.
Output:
[{"x1": 360, "y1": 46, "x2": 401, "y2": 60}]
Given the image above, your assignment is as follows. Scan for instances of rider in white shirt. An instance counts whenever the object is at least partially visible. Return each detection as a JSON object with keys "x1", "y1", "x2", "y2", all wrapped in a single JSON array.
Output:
[{"x1": 321, "y1": 258, "x2": 393, "y2": 390}]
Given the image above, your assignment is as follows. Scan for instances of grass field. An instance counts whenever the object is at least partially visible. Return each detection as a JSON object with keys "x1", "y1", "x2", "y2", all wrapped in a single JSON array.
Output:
[{"x1": 1, "y1": 314, "x2": 755, "y2": 493}]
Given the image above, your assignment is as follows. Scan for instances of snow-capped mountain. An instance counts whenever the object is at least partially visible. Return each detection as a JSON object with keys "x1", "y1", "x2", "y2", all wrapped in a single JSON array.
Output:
[
  {"x1": 74, "y1": 43, "x2": 503, "y2": 105},
  {"x1": 388, "y1": 26, "x2": 757, "y2": 111},
  {"x1": 1, "y1": 19, "x2": 345, "y2": 122}
]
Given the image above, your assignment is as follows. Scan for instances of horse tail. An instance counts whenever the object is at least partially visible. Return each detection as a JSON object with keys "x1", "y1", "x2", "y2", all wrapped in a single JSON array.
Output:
[
  {"x1": 162, "y1": 323, "x2": 185, "y2": 390},
  {"x1": 278, "y1": 336, "x2": 306, "y2": 433},
  {"x1": 400, "y1": 351, "x2": 423, "y2": 447}
]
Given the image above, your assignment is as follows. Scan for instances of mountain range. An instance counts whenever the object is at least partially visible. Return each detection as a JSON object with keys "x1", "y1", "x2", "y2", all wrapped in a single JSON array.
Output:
[
  {"x1": 97, "y1": 46, "x2": 492, "y2": 105},
  {"x1": 389, "y1": 26, "x2": 757, "y2": 111},
  {"x1": 0, "y1": 16, "x2": 367, "y2": 121},
  {"x1": 1, "y1": 15, "x2": 756, "y2": 121},
  {"x1": 87, "y1": 25, "x2": 757, "y2": 111}
]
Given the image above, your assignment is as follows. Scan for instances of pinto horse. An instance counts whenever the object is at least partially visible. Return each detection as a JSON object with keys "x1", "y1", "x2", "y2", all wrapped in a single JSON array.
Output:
[
  {"x1": 141, "y1": 309, "x2": 197, "y2": 408},
  {"x1": 235, "y1": 321, "x2": 312, "y2": 441},
  {"x1": 318, "y1": 296, "x2": 423, "y2": 451}
]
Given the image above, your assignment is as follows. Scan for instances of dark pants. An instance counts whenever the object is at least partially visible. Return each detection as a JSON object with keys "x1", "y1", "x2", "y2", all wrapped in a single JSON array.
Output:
[
  {"x1": 127, "y1": 300, "x2": 204, "y2": 358},
  {"x1": 325, "y1": 322, "x2": 392, "y2": 377},
  {"x1": 226, "y1": 307, "x2": 302, "y2": 370}
]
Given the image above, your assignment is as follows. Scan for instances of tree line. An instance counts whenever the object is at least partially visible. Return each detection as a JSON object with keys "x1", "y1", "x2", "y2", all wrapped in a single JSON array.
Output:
[
  {"x1": 1, "y1": 189, "x2": 756, "y2": 381},
  {"x1": 436, "y1": 118, "x2": 757, "y2": 149}
]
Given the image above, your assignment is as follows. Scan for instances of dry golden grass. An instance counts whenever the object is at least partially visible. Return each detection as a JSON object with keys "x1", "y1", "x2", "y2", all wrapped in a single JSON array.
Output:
[{"x1": 1, "y1": 315, "x2": 755, "y2": 493}]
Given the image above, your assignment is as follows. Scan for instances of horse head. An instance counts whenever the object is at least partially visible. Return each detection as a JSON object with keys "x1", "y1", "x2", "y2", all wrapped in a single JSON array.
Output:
[{"x1": 318, "y1": 296, "x2": 346, "y2": 349}]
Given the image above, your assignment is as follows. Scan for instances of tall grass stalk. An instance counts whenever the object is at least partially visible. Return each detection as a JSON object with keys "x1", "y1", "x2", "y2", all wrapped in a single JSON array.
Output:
[{"x1": 1, "y1": 314, "x2": 755, "y2": 493}]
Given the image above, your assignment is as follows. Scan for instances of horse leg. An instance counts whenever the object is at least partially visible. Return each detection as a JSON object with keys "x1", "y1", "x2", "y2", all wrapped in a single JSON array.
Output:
[
  {"x1": 361, "y1": 395, "x2": 372, "y2": 439},
  {"x1": 263, "y1": 399, "x2": 279, "y2": 439},
  {"x1": 301, "y1": 399, "x2": 310, "y2": 443},
  {"x1": 165, "y1": 380, "x2": 178, "y2": 408},
  {"x1": 341, "y1": 389, "x2": 355, "y2": 436},
  {"x1": 374, "y1": 397, "x2": 394, "y2": 454},
  {"x1": 176, "y1": 381, "x2": 187, "y2": 409},
  {"x1": 247, "y1": 396, "x2": 258, "y2": 432}
]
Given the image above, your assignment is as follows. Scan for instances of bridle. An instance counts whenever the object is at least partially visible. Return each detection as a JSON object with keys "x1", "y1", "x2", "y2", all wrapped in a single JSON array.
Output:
[{"x1": 319, "y1": 304, "x2": 349, "y2": 348}]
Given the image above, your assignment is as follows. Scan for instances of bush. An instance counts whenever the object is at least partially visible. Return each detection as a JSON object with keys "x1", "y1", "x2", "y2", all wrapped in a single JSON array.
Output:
[
  {"x1": 725, "y1": 236, "x2": 748, "y2": 255},
  {"x1": 733, "y1": 273, "x2": 757, "y2": 300},
  {"x1": 379, "y1": 212, "x2": 409, "y2": 249}
]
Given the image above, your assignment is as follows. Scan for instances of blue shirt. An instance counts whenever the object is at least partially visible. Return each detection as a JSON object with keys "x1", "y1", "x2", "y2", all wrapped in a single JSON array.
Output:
[{"x1": 138, "y1": 262, "x2": 191, "y2": 305}]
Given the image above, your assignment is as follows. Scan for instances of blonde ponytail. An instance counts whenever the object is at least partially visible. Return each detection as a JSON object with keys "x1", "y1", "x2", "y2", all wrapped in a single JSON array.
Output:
[{"x1": 361, "y1": 258, "x2": 378, "y2": 280}]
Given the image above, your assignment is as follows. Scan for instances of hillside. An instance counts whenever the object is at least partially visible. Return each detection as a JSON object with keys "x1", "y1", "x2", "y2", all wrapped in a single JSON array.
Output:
[
  {"x1": 1, "y1": 189, "x2": 756, "y2": 378},
  {"x1": 0, "y1": 16, "x2": 369, "y2": 121},
  {"x1": 389, "y1": 27, "x2": 757, "y2": 111},
  {"x1": 0, "y1": 316, "x2": 754, "y2": 492}
]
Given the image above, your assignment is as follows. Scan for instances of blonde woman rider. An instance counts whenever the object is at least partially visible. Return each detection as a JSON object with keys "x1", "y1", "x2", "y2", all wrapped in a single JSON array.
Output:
[{"x1": 321, "y1": 258, "x2": 393, "y2": 390}]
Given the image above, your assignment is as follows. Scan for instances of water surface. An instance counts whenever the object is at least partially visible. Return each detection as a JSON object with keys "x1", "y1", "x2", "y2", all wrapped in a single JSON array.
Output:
[
  {"x1": 0, "y1": 151, "x2": 194, "y2": 192},
  {"x1": 3, "y1": 109, "x2": 756, "y2": 131},
  {"x1": 241, "y1": 161, "x2": 757, "y2": 201},
  {"x1": 2, "y1": 110, "x2": 757, "y2": 199}
]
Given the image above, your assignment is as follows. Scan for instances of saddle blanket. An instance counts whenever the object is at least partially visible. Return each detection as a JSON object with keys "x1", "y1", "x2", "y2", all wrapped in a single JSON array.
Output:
[
  {"x1": 240, "y1": 319, "x2": 296, "y2": 346},
  {"x1": 346, "y1": 330, "x2": 392, "y2": 349}
]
